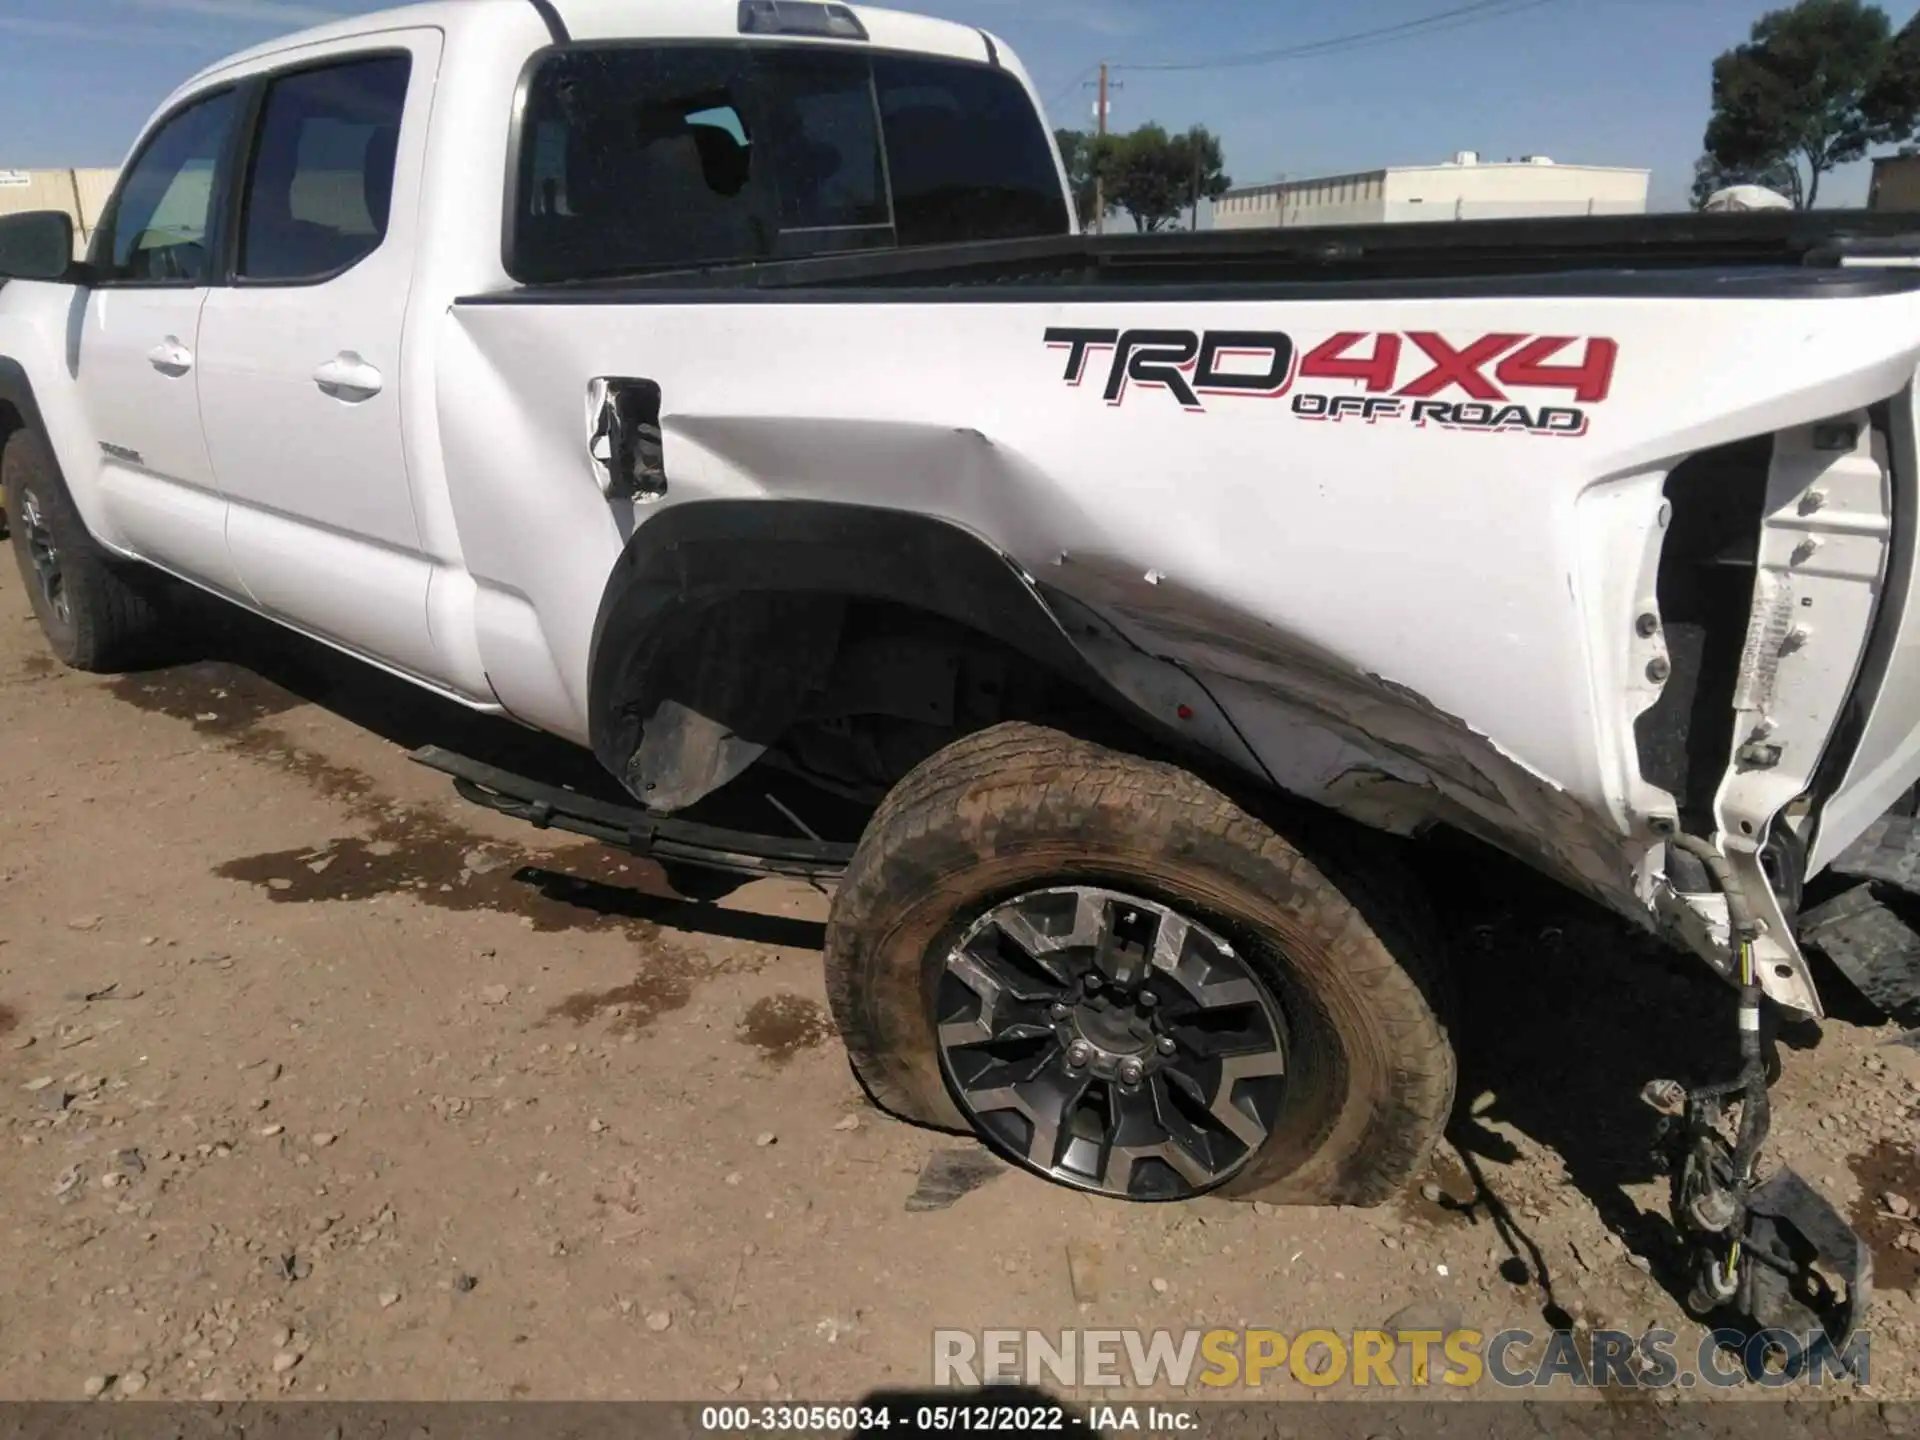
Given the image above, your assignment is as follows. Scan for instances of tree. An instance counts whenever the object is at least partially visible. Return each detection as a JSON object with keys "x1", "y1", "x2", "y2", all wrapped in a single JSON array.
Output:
[
  {"x1": 1172, "y1": 127, "x2": 1233, "y2": 228},
  {"x1": 1864, "y1": 11, "x2": 1920, "y2": 138},
  {"x1": 1054, "y1": 128, "x2": 1117, "y2": 229},
  {"x1": 1701, "y1": 0, "x2": 1900, "y2": 210},
  {"x1": 1106, "y1": 124, "x2": 1232, "y2": 232},
  {"x1": 1053, "y1": 123, "x2": 1230, "y2": 231}
]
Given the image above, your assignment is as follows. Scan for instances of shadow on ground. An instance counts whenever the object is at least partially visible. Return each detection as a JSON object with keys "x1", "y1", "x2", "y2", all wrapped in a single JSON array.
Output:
[
  {"x1": 1406, "y1": 831, "x2": 1748, "y2": 1326},
  {"x1": 100, "y1": 592, "x2": 843, "y2": 944}
]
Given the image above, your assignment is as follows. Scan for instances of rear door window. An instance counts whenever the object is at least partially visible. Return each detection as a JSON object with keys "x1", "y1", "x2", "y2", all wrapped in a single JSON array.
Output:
[
  {"x1": 509, "y1": 43, "x2": 1067, "y2": 284},
  {"x1": 237, "y1": 54, "x2": 412, "y2": 283}
]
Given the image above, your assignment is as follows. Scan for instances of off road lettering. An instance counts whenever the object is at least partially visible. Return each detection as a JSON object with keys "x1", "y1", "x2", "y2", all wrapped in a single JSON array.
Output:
[
  {"x1": 1293, "y1": 394, "x2": 1403, "y2": 423},
  {"x1": 1409, "y1": 399, "x2": 1589, "y2": 435}
]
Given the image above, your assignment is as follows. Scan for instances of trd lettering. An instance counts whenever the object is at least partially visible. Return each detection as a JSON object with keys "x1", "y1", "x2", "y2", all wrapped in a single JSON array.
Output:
[{"x1": 1046, "y1": 326, "x2": 1294, "y2": 412}]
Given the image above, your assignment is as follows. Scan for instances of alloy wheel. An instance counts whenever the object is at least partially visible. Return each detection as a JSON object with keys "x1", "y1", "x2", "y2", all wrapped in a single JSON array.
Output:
[
  {"x1": 18, "y1": 488, "x2": 69, "y2": 627},
  {"x1": 934, "y1": 885, "x2": 1288, "y2": 1200}
]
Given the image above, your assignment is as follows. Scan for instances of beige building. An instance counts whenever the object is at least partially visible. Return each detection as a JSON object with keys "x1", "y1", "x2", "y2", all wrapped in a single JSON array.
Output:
[
  {"x1": 1215, "y1": 151, "x2": 1650, "y2": 230},
  {"x1": 0, "y1": 168, "x2": 119, "y2": 256},
  {"x1": 1870, "y1": 150, "x2": 1920, "y2": 211}
]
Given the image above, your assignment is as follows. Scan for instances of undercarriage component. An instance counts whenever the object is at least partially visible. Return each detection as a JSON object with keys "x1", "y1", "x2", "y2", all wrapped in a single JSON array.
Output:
[
  {"x1": 1646, "y1": 834, "x2": 1873, "y2": 1356},
  {"x1": 1651, "y1": 1089, "x2": 1872, "y2": 1352},
  {"x1": 1827, "y1": 802, "x2": 1920, "y2": 892},
  {"x1": 1741, "y1": 1169, "x2": 1873, "y2": 1355},
  {"x1": 1798, "y1": 882, "x2": 1920, "y2": 1025},
  {"x1": 408, "y1": 744, "x2": 852, "y2": 880}
]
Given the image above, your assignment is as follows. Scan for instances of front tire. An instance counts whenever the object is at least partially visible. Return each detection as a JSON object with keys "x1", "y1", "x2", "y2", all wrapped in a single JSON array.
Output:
[
  {"x1": 4, "y1": 427, "x2": 170, "y2": 671},
  {"x1": 823, "y1": 722, "x2": 1456, "y2": 1205}
]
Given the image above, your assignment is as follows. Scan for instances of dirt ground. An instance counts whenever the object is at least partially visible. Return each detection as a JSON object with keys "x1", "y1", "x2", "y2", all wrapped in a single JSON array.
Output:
[{"x1": 2, "y1": 556, "x2": 1918, "y2": 1408}]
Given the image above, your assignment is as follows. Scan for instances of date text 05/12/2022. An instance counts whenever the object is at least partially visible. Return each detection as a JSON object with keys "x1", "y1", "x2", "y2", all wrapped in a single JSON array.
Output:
[
  {"x1": 698, "y1": 1403, "x2": 1196, "y2": 1433},
  {"x1": 1045, "y1": 327, "x2": 1617, "y2": 435}
]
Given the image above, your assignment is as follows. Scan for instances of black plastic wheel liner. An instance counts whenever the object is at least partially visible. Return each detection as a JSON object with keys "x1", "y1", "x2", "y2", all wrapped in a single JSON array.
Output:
[{"x1": 584, "y1": 500, "x2": 1149, "y2": 798}]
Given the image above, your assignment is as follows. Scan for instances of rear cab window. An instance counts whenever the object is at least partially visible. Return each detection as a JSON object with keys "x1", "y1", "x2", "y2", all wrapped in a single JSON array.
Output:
[
  {"x1": 237, "y1": 54, "x2": 412, "y2": 283},
  {"x1": 508, "y1": 42, "x2": 1068, "y2": 284}
]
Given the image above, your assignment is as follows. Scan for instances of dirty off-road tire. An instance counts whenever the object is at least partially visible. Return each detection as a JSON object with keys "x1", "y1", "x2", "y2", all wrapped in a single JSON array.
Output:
[
  {"x1": 824, "y1": 722, "x2": 1455, "y2": 1206},
  {"x1": 4, "y1": 427, "x2": 170, "y2": 671}
]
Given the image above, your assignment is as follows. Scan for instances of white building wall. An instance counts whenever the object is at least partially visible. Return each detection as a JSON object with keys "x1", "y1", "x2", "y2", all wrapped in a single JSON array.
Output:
[
  {"x1": 1216, "y1": 157, "x2": 1649, "y2": 231},
  {"x1": 0, "y1": 168, "x2": 120, "y2": 255},
  {"x1": 1215, "y1": 170, "x2": 1386, "y2": 230},
  {"x1": 1384, "y1": 160, "x2": 1647, "y2": 221}
]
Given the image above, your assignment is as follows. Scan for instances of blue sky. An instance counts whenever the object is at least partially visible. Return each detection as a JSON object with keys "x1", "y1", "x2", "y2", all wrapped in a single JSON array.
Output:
[{"x1": 1, "y1": 0, "x2": 1915, "y2": 211}]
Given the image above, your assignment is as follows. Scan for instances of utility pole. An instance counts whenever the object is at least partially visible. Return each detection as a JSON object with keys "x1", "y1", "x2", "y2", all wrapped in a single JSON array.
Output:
[
  {"x1": 1189, "y1": 128, "x2": 1201, "y2": 231},
  {"x1": 1085, "y1": 63, "x2": 1120, "y2": 234},
  {"x1": 68, "y1": 169, "x2": 88, "y2": 245},
  {"x1": 1094, "y1": 63, "x2": 1108, "y2": 236}
]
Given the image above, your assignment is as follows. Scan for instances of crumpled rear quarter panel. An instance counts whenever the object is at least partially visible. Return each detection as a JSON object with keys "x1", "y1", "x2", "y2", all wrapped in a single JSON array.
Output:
[{"x1": 440, "y1": 286, "x2": 1920, "y2": 922}]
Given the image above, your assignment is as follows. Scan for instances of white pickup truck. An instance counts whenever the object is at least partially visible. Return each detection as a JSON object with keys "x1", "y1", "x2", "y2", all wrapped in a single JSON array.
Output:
[{"x1": 2, "y1": 0, "x2": 1913, "y2": 1350}]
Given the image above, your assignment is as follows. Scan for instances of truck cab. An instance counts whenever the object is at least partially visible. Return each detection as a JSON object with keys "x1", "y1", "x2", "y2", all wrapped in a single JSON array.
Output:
[{"x1": 0, "y1": 0, "x2": 1067, "y2": 704}]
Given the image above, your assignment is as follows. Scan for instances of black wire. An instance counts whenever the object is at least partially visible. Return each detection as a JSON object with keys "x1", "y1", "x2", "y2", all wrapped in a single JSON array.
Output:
[
  {"x1": 1040, "y1": 63, "x2": 1101, "y2": 122},
  {"x1": 1113, "y1": 0, "x2": 1565, "y2": 74}
]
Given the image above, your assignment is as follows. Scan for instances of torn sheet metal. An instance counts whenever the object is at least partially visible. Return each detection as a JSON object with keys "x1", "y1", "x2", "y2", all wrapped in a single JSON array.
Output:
[{"x1": 1050, "y1": 550, "x2": 1645, "y2": 921}]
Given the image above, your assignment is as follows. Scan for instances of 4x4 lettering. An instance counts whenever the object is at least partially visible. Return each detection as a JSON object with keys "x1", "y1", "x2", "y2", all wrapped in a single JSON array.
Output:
[
  {"x1": 1494, "y1": 336, "x2": 1618, "y2": 404},
  {"x1": 1300, "y1": 332, "x2": 1402, "y2": 393},
  {"x1": 1396, "y1": 332, "x2": 1525, "y2": 400}
]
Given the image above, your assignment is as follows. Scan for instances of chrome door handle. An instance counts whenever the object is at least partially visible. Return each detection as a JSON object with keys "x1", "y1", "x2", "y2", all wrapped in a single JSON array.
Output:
[
  {"x1": 313, "y1": 351, "x2": 383, "y2": 402},
  {"x1": 146, "y1": 337, "x2": 193, "y2": 376}
]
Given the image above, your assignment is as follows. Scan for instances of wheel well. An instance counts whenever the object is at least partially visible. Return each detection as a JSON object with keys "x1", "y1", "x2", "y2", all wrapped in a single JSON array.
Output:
[
  {"x1": 584, "y1": 500, "x2": 1187, "y2": 811},
  {"x1": 602, "y1": 588, "x2": 1172, "y2": 810},
  {"x1": 0, "y1": 399, "x2": 20, "y2": 538},
  {"x1": 0, "y1": 400, "x2": 23, "y2": 464},
  {"x1": 0, "y1": 354, "x2": 44, "y2": 495}
]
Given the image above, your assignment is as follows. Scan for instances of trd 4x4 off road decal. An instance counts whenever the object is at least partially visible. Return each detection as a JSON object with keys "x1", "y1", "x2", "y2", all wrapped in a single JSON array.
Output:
[{"x1": 1044, "y1": 327, "x2": 1617, "y2": 436}]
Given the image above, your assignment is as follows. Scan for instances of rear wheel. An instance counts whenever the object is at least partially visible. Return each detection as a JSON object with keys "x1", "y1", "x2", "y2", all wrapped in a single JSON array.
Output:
[
  {"x1": 824, "y1": 722, "x2": 1457, "y2": 1205},
  {"x1": 4, "y1": 428, "x2": 171, "y2": 671}
]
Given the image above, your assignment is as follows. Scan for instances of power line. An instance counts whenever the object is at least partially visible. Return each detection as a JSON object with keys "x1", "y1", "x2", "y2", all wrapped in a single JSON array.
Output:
[
  {"x1": 1112, "y1": 0, "x2": 1564, "y2": 75},
  {"x1": 1041, "y1": 64, "x2": 1100, "y2": 120}
]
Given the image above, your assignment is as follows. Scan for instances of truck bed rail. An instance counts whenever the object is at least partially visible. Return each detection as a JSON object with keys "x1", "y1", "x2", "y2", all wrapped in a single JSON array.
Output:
[{"x1": 458, "y1": 209, "x2": 1920, "y2": 302}]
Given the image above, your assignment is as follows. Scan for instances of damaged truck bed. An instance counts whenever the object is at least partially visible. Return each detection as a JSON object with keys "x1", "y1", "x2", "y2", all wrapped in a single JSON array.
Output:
[{"x1": 452, "y1": 210, "x2": 1920, "y2": 1025}]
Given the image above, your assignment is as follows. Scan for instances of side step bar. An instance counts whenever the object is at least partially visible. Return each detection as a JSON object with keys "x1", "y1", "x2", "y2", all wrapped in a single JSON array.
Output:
[{"x1": 408, "y1": 745, "x2": 854, "y2": 881}]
